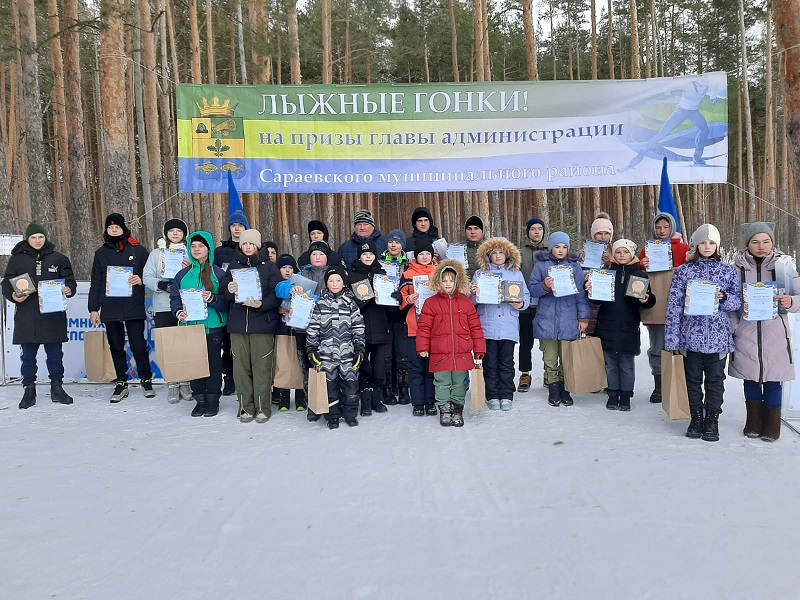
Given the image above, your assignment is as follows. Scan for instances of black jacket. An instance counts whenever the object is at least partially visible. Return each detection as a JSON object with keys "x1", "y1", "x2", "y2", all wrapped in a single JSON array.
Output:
[
  {"x1": 346, "y1": 259, "x2": 390, "y2": 344},
  {"x1": 404, "y1": 226, "x2": 440, "y2": 255},
  {"x1": 88, "y1": 239, "x2": 150, "y2": 322},
  {"x1": 1, "y1": 241, "x2": 77, "y2": 344},
  {"x1": 219, "y1": 252, "x2": 283, "y2": 334},
  {"x1": 592, "y1": 263, "x2": 656, "y2": 355}
]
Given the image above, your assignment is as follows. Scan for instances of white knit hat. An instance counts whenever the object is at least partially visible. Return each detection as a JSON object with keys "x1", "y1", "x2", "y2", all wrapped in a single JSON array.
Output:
[
  {"x1": 612, "y1": 239, "x2": 637, "y2": 257},
  {"x1": 690, "y1": 224, "x2": 721, "y2": 247}
]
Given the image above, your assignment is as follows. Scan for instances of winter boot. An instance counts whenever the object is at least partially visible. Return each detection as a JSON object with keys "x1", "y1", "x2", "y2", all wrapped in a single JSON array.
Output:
[
  {"x1": 451, "y1": 402, "x2": 464, "y2": 427},
  {"x1": 425, "y1": 403, "x2": 438, "y2": 416},
  {"x1": 438, "y1": 401, "x2": 454, "y2": 427},
  {"x1": 204, "y1": 394, "x2": 220, "y2": 417},
  {"x1": 760, "y1": 406, "x2": 782, "y2": 442},
  {"x1": 306, "y1": 408, "x2": 320, "y2": 422},
  {"x1": 19, "y1": 385, "x2": 36, "y2": 409},
  {"x1": 686, "y1": 408, "x2": 704, "y2": 438},
  {"x1": 295, "y1": 389, "x2": 307, "y2": 411},
  {"x1": 383, "y1": 384, "x2": 398, "y2": 406},
  {"x1": 345, "y1": 417, "x2": 359, "y2": 427},
  {"x1": 179, "y1": 383, "x2": 193, "y2": 401},
  {"x1": 360, "y1": 387, "x2": 373, "y2": 416},
  {"x1": 191, "y1": 394, "x2": 207, "y2": 417},
  {"x1": 618, "y1": 391, "x2": 632, "y2": 412},
  {"x1": 649, "y1": 375, "x2": 662, "y2": 403},
  {"x1": 276, "y1": 389, "x2": 290, "y2": 412},
  {"x1": 398, "y1": 372, "x2": 411, "y2": 405},
  {"x1": 701, "y1": 410, "x2": 720, "y2": 442},
  {"x1": 109, "y1": 381, "x2": 129, "y2": 404},
  {"x1": 743, "y1": 401, "x2": 763, "y2": 438},
  {"x1": 558, "y1": 381, "x2": 574, "y2": 406},
  {"x1": 50, "y1": 381, "x2": 73, "y2": 405},
  {"x1": 547, "y1": 382, "x2": 561, "y2": 407},
  {"x1": 140, "y1": 379, "x2": 156, "y2": 398},
  {"x1": 222, "y1": 376, "x2": 235, "y2": 396},
  {"x1": 372, "y1": 387, "x2": 388, "y2": 413},
  {"x1": 517, "y1": 373, "x2": 532, "y2": 393},
  {"x1": 167, "y1": 384, "x2": 181, "y2": 404},
  {"x1": 412, "y1": 405, "x2": 426, "y2": 416},
  {"x1": 605, "y1": 389, "x2": 620, "y2": 411},
  {"x1": 327, "y1": 418, "x2": 340, "y2": 429}
]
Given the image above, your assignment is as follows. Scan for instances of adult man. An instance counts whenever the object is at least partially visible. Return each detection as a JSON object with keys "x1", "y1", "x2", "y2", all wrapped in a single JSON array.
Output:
[
  {"x1": 460, "y1": 216, "x2": 485, "y2": 280},
  {"x1": 337, "y1": 209, "x2": 388, "y2": 268},
  {"x1": 518, "y1": 217, "x2": 547, "y2": 392},
  {"x1": 404, "y1": 207, "x2": 439, "y2": 255}
]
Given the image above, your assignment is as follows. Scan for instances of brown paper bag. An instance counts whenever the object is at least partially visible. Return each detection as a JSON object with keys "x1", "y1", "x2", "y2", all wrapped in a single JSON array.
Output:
[
  {"x1": 84, "y1": 331, "x2": 116, "y2": 382},
  {"x1": 562, "y1": 336, "x2": 608, "y2": 394},
  {"x1": 661, "y1": 351, "x2": 690, "y2": 420},
  {"x1": 470, "y1": 365, "x2": 487, "y2": 411},
  {"x1": 307, "y1": 367, "x2": 329, "y2": 414},
  {"x1": 154, "y1": 325, "x2": 210, "y2": 382},
  {"x1": 273, "y1": 335, "x2": 304, "y2": 389}
]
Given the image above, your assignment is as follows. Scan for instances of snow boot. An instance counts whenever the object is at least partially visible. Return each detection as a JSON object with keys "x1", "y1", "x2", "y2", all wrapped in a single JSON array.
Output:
[
  {"x1": 345, "y1": 417, "x2": 359, "y2": 427},
  {"x1": 204, "y1": 394, "x2": 220, "y2": 417},
  {"x1": 179, "y1": 383, "x2": 193, "y2": 401},
  {"x1": 295, "y1": 389, "x2": 307, "y2": 412},
  {"x1": 19, "y1": 385, "x2": 36, "y2": 409},
  {"x1": 438, "y1": 401, "x2": 454, "y2": 427},
  {"x1": 558, "y1": 381, "x2": 574, "y2": 406},
  {"x1": 50, "y1": 381, "x2": 73, "y2": 405},
  {"x1": 760, "y1": 406, "x2": 782, "y2": 442},
  {"x1": 618, "y1": 391, "x2": 632, "y2": 412},
  {"x1": 327, "y1": 418, "x2": 340, "y2": 429},
  {"x1": 360, "y1": 387, "x2": 373, "y2": 416},
  {"x1": 398, "y1": 372, "x2": 411, "y2": 405},
  {"x1": 109, "y1": 381, "x2": 129, "y2": 404},
  {"x1": 191, "y1": 394, "x2": 207, "y2": 417},
  {"x1": 649, "y1": 375, "x2": 662, "y2": 403},
  {"x1": 686, "y1": 408, "x2": 704, "y2": 438},
  {"x1": 307, "y1": 409, "x2": 320, "y2": 422},
  {"x1": 743, "y1": 401, "x2": 763, "y2": 438},
  {"x1": 451, "y1": 402, "x2": 464, "y2": 427},
  {"x1": 222, "y1": 376, "x2": 235, "y2": 396},
  {"x1": 701, "y1": 410, "x2": 720, "y2": 442},
  {"x1": 167, "y1": 384, "x2": 181, "y2": 404},
  {"x1": 412, "y1": 405, "x2": 425, "y2": 416},
  {"x1": 547, "y1": 382, "x2": 561, "y2": 407},
  {"x1": 606, "y1": 389, "x2": 620, "y2": 410},
  {"x1": 425, "y1": 403, "x2": 438, "y2": 416},
  {"x1": 383, "y1": 384, "x2": 398, "y2": 406},
  {"x1": 517, "y1": 373, "x2": 532, "y2": 393},
  {"x1": 372, "y1": 387, "x2": 388, "y2": 413}
]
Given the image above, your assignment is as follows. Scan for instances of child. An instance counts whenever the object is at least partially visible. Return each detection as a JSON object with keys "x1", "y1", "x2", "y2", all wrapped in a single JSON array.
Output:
[
  {"x1": 665, "y1": 224, "x2": 741, "y2": 441},
  {"x1": 470, "y1": 238, "x2": 530, "y2": 411},
  {"x1": 417, "y1": 260, "x2": 486, "y2": 427},
  {"x1": 399, "y1": 238, "x2": 438, "y2": 416},
  {"x1": 517, "y1": 217, "x2": 548, "y2": 393},
  {"x1": 589, "y1": 239, "x2": 656, "y2": 411},
  {"x1": 528, "y1": 232, "x2": 590, "y2": 407},
  {"x1": 272, "y1": 254, "x2": 307, "y2": 412},
  {"x1": 380, "y1": 229, "x2": 411, "y2": 405},
  {"x1": 306, "y1": 266, "x2": 366, "y2": 430},
  {"x1": 729, "y1": 222, "x2": 800, "y2": 442}
]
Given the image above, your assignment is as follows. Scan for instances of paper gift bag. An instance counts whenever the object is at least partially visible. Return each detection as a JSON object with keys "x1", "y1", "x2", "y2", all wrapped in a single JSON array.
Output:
[
  {"x1": 661, "y1": 351, "x2": 690, "y2": 420},
  {"x1": 84, "y1": 331, "x2": 116, "y2": 382},
  {"x1": 470, "y1": 365, "x2": 487, "y2": 411},
  {"x1": 273, "y1": 335, "x2": 304, "y2": 389},
  {"x1": 154, "y1": 325, "x2": 209, "y2": 382},
  {"x1": 307, "y1": 367, "x2": 329, "y2": 414},
  {"x1": 562, "y1": 336, "x2": 608, "y2": 394}
]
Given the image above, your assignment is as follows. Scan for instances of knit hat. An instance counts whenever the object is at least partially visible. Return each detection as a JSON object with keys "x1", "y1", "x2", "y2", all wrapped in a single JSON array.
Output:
[
  {"x1": 590, "y1": 212, "x2": 614, "y2": 238},
  {"x1": 548, "y1": 231, "x2": 571, "y2": 252},
  {"x1": 163, "y1": 218, "x2": 188, "y2": 238},
  {"x1": 307, "y1": 219, "x2": 329, "y2": 242},
  {"x1": 526, "y1": 217, "x2": 547, "y2": 235},
  {"x1": 742, "y1": 222, "x2": 775, "y2": 245},
  {"x1": 278, "y1": 254, "x2": 298, "y2": 273},
  {"x1": 411, "y1": 207, "x2": 434, "y2": 228},
  {"x1": 308, "y1": 241, "x2": 331, "y2": 258},
  {"x1": 189, "y1": 232, "x2": 211, "y2": 251},
  {"x1": 387, "y1": 229, "x2": 407, "y2": 246},
  {"x1": 465, "y1": 215, "x2": 484, "y2": 231},
  {"x1": 353, "y1": 209, "x2": 375, "y2": 228},
  {"x1": 25, "y1": 223, "x2": 47, "y2": 239},
  {"x1": 612, "y1": 239, "x2": 637, "y2": 257},
  {"x1": 415, "y1": 238, "x2": 435, "y2": 258},
  {"x1": 239, "y1": 229, "x2": 262, "y2": 249},
  {"x1": 324, "y1": 266, "x2": 348, "y2": 287},
  {"x1": 690, "y1": 223, "x2": 721, "y2": 247},
  {"x1": 358, "y1": 241, "x2": 378, "y2": 258},
  {"x1": 105, "y1": 213, "x2": 127, "y2": 230},
  {"x1": 228, "y1": 209, "x2": 250, "y2": 229}
]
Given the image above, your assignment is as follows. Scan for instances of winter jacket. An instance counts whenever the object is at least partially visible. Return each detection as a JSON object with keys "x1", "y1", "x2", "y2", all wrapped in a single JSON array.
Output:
[
  {"x1": 346, "y1": 259, "x2": 391, "y2": 344},
  {"x1": 219, "y1": 251, "x2": 283, "y2": 335},
  {"x1": 338, "y1": 229, "x2": 388, "y2": 268},
  {"x1": 404, "y1": 207, "x2": 440, "y2": 255},
  {"x1": 529, "y1": 252, "x2": 590, "y2": 341},
  {"x1": 379, "y1": 251, "x2": 410, "y2": 322},
  {"x1": 400, "y1": 259, "x2": 437, "y2": 336},
  {"x1": 276, "y1": 265, "x2": 328, "y2": 300},
  {"x1": 1, "y1": 240, "x2": 77, "y2": 345},
  {"x1": 728, "y1": 250, "x2": 800, "y2": 382},
  {"x1": 520, "y1": 239, "x2": 548, "y2": 313},
  {"x1": 306, "y1": 289, "x2": 365, "y2": 381},
  {"x1": 591, "y1": 260, "x2": 656, "y2": 355},
  {"x1": 143, "y1": 242, "x2": 187, "y2": 314},
  {"x1": 214, "y1": 238, "x2": 239, "y2": 271},
  {"x1": 458, "y1": 240, "x2": 482, "y2": 280},
  {"x1": 416, "y1": 260, "x2": 486, "y2": 373},
  {"x1": 470, "y1": 238, "x2": 531, "y2": 342},
  {"x1": 665, "y1": 258, "x2": 742, "y2": 354},
  {"x1": 88, "y1": 238, "x2": 150, "y2": 322}
]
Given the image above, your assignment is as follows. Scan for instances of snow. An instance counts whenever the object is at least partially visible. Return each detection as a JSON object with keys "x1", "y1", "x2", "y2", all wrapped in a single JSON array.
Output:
[{"x1": 2, "y1": 337, "x2": 800, "y2": 600}]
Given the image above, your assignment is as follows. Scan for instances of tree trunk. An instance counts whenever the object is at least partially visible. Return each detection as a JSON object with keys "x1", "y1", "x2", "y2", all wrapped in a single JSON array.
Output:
[
  {"x1": 288, "y1": 1, "x2": 301, "y2": 84},
  {"x1": 765, "y1": 9, "x2": 777, "y2": 224},
  {"x1": 236, "y1": 0, "x2": 248, "y2": 83},
  {"x1": 449, "y1": 0, "x2": 460, "y2": 81},
  {"x1": 205, "y1": 0, "x2": 216, "y2": 84},
  {"x1": 739, "y1": 0, "x2": 756, "y2": 219},
  {"x1": 607, "y1": 0, "x2": 615, "y2": 80},
  {"x1": 47, "y1": 0, "x2": 70, "y2": 245},
  {"x1": 134, "y1": 6, "x2": 155, "y2": 247},
  {"x1": 189, "y1": 0, "x2": 202, "y2": 83}
]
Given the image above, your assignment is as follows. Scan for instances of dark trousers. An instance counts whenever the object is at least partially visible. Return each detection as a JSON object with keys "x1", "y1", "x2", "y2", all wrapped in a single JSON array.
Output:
[
  {"x1": 325, "y1": 376, "x2": 359, "y2": 420},
  {"x1": 385, "y1": 321, "x2": 404, "y2": 385},
  {"x1": 683, "y1": 351, "x2": 726, "y2": 413},
  {"x1": 518, "y1": 310, "x2": 536, "y2": 373},
  {"x1": 484, "y1": 339, "x2": 517, "y2": 400},
  {"x1": 400, "y1": 335, "x2": 434, "y2": 406},
  {"x1": 190, "y1": 329, "x2": 224, "y2": 396},
  {"x1": 154, "y1": 311, "x2": 178, "y2": 328},
  {"x1": 743, "y1": 380, "x2": 782, "y2": 409},
  {"x1": 361, "y1": 343, "x2": 387, "y2": 388},
  {"x1": 20, "y1": 342, "x2": 64, "y2": 386},
  {"x1": 104, "y1": 319, "x2": 152, "y2": 382},
  {"x1": 221, "y1": 330, "x2": 233, "y2": 380}
]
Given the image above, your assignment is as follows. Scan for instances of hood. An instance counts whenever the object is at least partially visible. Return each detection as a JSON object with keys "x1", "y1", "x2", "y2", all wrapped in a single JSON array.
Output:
[
  {"x1": 350, "y1": 258, "x2": 384, "y2": 275},
  {"x1": 308, "y1": 219, "x2": 329, "y2": 243},
  {"x1": 652, "y1": 212, "x2": 677, "y2": 238},
  {"x1": 429, "y1": 260, "x2": 470, "y2": 295},
  {"x1": 477, "y1": 237, "x2": 522, "y2": 271},
  {"x1": 188, "y1": 231, "x2": 216, "y2": 267},
  {"x1": 12, "y1": 239, "x2": 55, "y2": 257},
  {"x1": 411, "y1": 206, "x2": 434, "y2": 228},
  {"x1": 734, "y1": 249, "x2": 784, "y2": 270}
]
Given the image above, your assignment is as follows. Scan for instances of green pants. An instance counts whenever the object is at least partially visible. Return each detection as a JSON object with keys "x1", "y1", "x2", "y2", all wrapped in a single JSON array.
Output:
[
  {"x1": 231, "y1": 333, "x2": 275, "y2": 417},
  {"x1": 433, "y1": 371, "x2": 468, "y2": 406},
  {"x1": 539, "y1": 339, "x2": 564, "y2": 385}
]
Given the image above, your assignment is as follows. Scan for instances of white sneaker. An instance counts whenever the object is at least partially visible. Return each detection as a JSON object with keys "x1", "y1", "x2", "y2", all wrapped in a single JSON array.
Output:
[
  {"x1": 255, "y1": 412, "x2": 269, "y2": 423},
  {"x1": 487, "y1": 399, "x2": 501, "y2": 410},
  {"x1": 239, "y1": 412, "x2": 254, "y2": 423},
  {"x1": 500, "y1": 399, "x2": 513, "y2": 411}
]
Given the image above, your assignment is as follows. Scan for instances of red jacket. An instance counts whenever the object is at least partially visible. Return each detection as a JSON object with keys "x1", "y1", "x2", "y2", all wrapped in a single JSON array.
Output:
[{"x1": 416, "y1": 291, "x2": 486, "y2": 373}]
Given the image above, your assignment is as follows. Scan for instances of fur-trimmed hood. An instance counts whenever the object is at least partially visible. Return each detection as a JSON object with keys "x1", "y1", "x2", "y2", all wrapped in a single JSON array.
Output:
[
  {"x1": 429, "y1": 259, "x2": 470, "y2": 295},
  {"x1": 477, "y1": 237, "x2": 522, "y2": 271}
]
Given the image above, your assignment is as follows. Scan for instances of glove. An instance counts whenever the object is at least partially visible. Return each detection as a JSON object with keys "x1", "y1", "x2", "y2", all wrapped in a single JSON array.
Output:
[
  {"x1": 390, "y1": 290, "x2": 403, "y2": 303},
  {"x1": 308, "y1": 350, "x2": 322, "y2": 367},
  {"x1": 352, "y1": 350, "x2": 364, "y2": 371},
  {"x1": 227, "y1": 280, "x2": 239, "y2": 294},
  {"x1": 157, "y1": 281, "x2": 172, "y2": 293},
  {"x1": 243, "y1": 298, "x2": 262, "y2": 309}
]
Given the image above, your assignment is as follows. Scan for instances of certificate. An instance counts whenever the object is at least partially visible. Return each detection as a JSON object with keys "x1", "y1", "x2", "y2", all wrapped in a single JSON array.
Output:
[
  {"x1": 379, "y1": 261, "x2": 399, "y2": 279},
  {"x1": 684, "y1": 280, "x2": 720, "y2": 316},
  {"x1": 106, "y1": 266, "x2": 133, "y2": 297},
  {"x1": 351, "y1": 279, "x2": 375, "y2": 301},
  {"x1": 588, "y1": 270, "x2": 615, "y2": 301},
  {"x1": 180, "y1": 288, "x2": 207, "y2": 321},
  {"x1": 625, "y1": 275, "x2": 650, "y2": 299},
  {"x1": 286, "y1": 293, "x2": 316, "y2": 329},
  {"x1": 581, "y1": 241, "x2": 607, "y2": 269},
  {"x1": 160, "y1": 248, "x2": 187, "y2": 279},
  {"x1": 743, "y1": 283, "x2": 778, "y2": 321},
  {"x1": 447, "y1": 244, "x2": 469, "y2": 268},
  {"x1": 645, "y1": 240, "x2": 673, "y2": 272},
  {"x1": 476, "y1": 273, "x2": 502, "y2": 304},
  {"x1": 775, "y1": 255, "x2": 797, "y2": 313},
  {"x1": 502, "y1": 281, "x2": 524, "y2": 303},
  {"x1": 38, "y1": 279, "x2": 67, "y2": 314},
  {"x1": 548, "y1": 265, "x2": 578, "y2": 297},
  {"x1": 289, "y1": 273, "x2": 318, "y2": 295},
  {"x1": 415, "y1": 279, "x2": 436, "y2": 315},
  {"x1": 374, "y1": 275, "x2": 400, "y2": 306},
  {"x1": 231, "y1": 268, "x2": 262, "y2": 303},
  {"x1": 432, "y1": 238, "x2": 449, "y2": 259}
]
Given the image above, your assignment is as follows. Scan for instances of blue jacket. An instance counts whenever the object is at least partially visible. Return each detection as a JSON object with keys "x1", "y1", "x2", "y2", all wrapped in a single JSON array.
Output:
[
  {"x1": 338, "y1": 229, "x2": 388, "y2": 268},
  {"x1": 529, "y1": 252, "x2": 590, "y2": 341}
]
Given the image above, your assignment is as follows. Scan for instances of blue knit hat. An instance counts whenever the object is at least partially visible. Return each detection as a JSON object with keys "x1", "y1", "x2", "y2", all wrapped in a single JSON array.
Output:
[
  {"x1": 228, "y1": 210, "x2": 250, "y2": 229},
  {"x1": 277, "y1": 254, "x2": 298, "y2": 273},
  {"x1": 387, "y1": 229, "x2": 406, "y2": 246},
  {"x1": 548, "y1": 231, "x2": 571, "y2": 252}
]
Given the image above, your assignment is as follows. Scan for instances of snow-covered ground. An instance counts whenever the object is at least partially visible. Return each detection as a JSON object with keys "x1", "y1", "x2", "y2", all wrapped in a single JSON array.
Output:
[{"x1": 2, "y1": 338, "x2": 799, "y2": 600}]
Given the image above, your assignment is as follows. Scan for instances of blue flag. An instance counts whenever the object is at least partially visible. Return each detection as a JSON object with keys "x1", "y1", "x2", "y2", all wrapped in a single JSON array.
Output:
[
  {"x1": 658, "y1": 157, "x2": 681, "y2": 234},
  {"x1": 227, "y1": 170, "x2": 244, "y2": 214}
]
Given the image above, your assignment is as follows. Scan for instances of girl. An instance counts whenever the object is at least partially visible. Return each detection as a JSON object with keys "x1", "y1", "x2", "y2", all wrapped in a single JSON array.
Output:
[
  {"x1": 729, "y1": 222, "x2": 800, "y2": 442},
  {"x1": 170, "y1": 232, "x2": 229, "y2": 417},
  {"x1": 470, "y1": 238, "x2": 530, "y2": 411},
  {"x1": 417, "y1": 260, "x2": 486, "y2": 427},
  {"x1": 380, "y1": 229, "x2": 411, "y2": 406},
  {"x1": 665, "y1": 224, "x2": 741, "y2": 441},
  {"x1": 529, "y1": 232, "x2": 590, "y2": 407},
  {"x1": 589, "y1": 239, "x2": 656, "y2": 411},
  {"x1": 272, "y1": 254, "x2": 307, "y2": 412}
]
